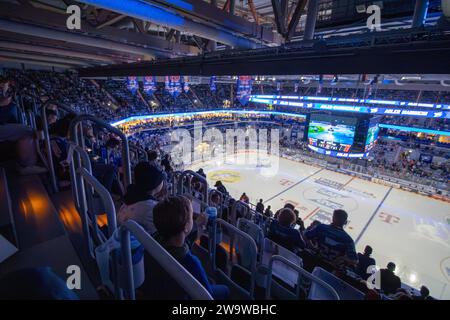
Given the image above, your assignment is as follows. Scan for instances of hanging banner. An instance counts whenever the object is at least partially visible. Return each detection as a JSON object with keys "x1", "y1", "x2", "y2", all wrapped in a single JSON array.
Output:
[
  {"x1": 294, "y1": 81, "x2": 299, "y2": 93},
  {"x1": 276, "y1": 81, "x2": 281, "y2": 93},
  {"x1": 170, "y1": 76, "x2": 182, "y2": 98},
  {"x1": 236, "y1": 75, "x2": 253, "y2": 106},
  {"x1": 165, "y1": 76, "x2": 170, "y2": 94},
  {"x1": 143, "y1": 76, "x2": 156, "y2": 95},
  {"x1": 210, "y1": 76, "x2": 216, "y2": 92},
  {"x1": 126, "y1": 76, "x2": 138, "y2": 92},
  {"x1": 182, "y1": 76, "x2": 190, "y2": 93}
]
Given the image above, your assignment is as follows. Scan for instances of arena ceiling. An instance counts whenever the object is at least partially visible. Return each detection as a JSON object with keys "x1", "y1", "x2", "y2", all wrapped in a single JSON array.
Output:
[{"x1": 0, "y1": 0, "x2": 450, "y2": 86}]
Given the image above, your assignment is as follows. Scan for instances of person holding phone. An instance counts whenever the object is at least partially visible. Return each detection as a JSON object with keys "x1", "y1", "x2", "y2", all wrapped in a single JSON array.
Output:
[{"x1": 144, "y1": 195, "x2": 229, "y2": 299}]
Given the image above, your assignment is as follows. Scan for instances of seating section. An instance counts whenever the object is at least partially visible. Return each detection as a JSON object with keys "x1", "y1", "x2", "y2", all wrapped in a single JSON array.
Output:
[{"x1": 0, "y1": 69, "x2": 446, "y2": 301}]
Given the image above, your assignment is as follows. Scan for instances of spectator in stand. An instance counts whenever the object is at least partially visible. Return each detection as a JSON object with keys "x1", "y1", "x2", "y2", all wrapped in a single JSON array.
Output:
[
  {"x1": 256, "y1": 199, "x2": 264, "y2": 214},
  {"x1": 356, "y1": 245, "x2": 376, "y2": 280},
  {"x1": 264, "y1": 205, "x2": 273, "y2": 218},
  {"x1": 268, "y1": 207, "x2": 305, "y2": 253},
  {"x1": 147, "y1": 150, "x2": 160, "y2": 168},
  {"x1": 161, "y1": 153, "x2": 173, "y2": 174},
  {"x1": 148, "y1": 195, "x2": 229, "y2": 299},
  {"x1": 0, "y1": 77, "x2": 19, "y2": 124},
  {"x1": 214, "y1": 181, "x2": 229, "y2": 197},
  {"x1": 118, "y1": 161, "x2": 165, "y2": 235},
  {"x1": 303, "y1": 209, "x2": 358, "y2": 269},
  {"x1": 379, "y1": 262, "x2": 402, "y2": 295},
  {"x1": 0, "y1": 78, "x2": 46, "y2": 175},
  {"x1": 196, "y1": 168, "x2": 206, "y2": 178},
  {"x1": 306, "y1": 220, "x2": 321, "y2": 232},
  {"x1": 274, "y1": 203, "x2": 296, "y2": 219},
  {"x1": 294, "y1": 209, "x2": 305, "y2": 232},
  {"x1": 0, "y1": 123, "x2": 47, "y2": 175},
  {"x1": 48, "y1": 113, "x2": 77, "y2": 186},
  {"x1": 46, "y1": 109, "x2": 58, "y2": 126},
  {"x1": 413, "y1": 286, "x2": 432, "y2": 300},
  {"x1": 239, "y1": 192, "x2": 249, "y2": 204}
]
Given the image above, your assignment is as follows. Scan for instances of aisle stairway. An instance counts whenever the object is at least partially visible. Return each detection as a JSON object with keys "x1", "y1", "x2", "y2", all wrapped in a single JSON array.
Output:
[{"x1": 0, "y1": 169, "x2": 98, "y2": 299}]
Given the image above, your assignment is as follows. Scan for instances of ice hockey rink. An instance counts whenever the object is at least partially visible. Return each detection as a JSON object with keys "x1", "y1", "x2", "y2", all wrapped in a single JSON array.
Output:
[{"x1": 188, "y1": 152, "x2": 450, "y2": 299}]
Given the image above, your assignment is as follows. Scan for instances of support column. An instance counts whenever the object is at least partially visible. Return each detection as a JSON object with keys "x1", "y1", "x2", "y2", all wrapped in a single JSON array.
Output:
[
  {"x1": 303, "y1": 0, "x2": 319, "y2": 40},
  {"x1": 209, "y1": 0, "x2": 217, "y2": 50},
  {"x1": 230, "y1": 0, "x2": 235, "y2": 15},
  {"x1": 411, "y1": 0, "x2": 429, "y2": 28}
]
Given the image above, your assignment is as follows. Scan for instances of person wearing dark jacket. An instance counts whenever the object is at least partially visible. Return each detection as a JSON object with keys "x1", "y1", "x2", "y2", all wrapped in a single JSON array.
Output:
[
  {"x1": 214, "y1": 181, "x2": 229, "y2": 196},
  {"x1": 196, "y1": 168, "x2": 206, "y2": 178},
  {"x1": 255, "y1": 199, "x2": 264, "y2": 214},
  {"x1": 356, "y1": 245, "x2": 376, "y2": 280},
  {"x1": 117, "y1": 161, "x2": 165, "y2": 235},
  {"x1": 264, "y1": 205, "x2": 273, "y2": 218},
  {"x1": 303, "y1": 209, "x2": 358, "y2": 269},
  {"x1": 379, "y1": 262, "x2": 402, "y2": 295}
]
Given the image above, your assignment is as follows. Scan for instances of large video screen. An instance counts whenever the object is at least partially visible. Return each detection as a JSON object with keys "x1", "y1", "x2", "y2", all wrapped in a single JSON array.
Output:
[
  {"x1": 308, "y1": 114, "x2": 356, "y2": 152},
  {"x1": 365, "y1": 124, "x2": 380, "y2": 152}
]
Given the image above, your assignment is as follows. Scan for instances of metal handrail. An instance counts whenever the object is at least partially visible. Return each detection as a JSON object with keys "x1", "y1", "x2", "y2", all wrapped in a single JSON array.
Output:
[
  {"x1": 78, "y1": 167, "x2": 117, "y2": 238},
  {"x1": 119, "y1": 220, "x2": 213, "y2": 300},
  {"x1": 69, "y1": 114, "x2": 132, "y2": 188},
  {"x1": 171, "y1": 171, "x2": 183, "y2": 195},
  {"x1": 179, "y1": 170, "x2": 208, "y2": 203},
  {"x1": 237, "y1": 218, "x2": 265, "y2": 263},
  {"x1": 26, "y1": 110, "x2": 37, "y2": 130},
  {"x1": 77, "y1": 167, "x2": 120, "y2": 298},
  {"x1": 265, "y1": 255, "x2": 340, "y2": 300},
  {"x1": 208, "y1": 189, "x2": 224, "y2": 217},
  {"x1": 129, "y1": 144, "x2": 148, "y2": 163},
  {"x1": 211, "y1": 218, "x2": 258, "y2": 299},
  {"x1": 68, "y1": 143, "x2": 92, "y2": 213},
  {"x1": 14, "y1": 94, "x2": 26, "y2": 125},
  {"x1": 230, "y1": 200, "x2": 251, "y2": 225}
]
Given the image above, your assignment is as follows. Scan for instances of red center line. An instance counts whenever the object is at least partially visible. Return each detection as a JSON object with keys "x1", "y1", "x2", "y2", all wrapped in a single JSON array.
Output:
[
  {"x1": 303, "y1": 206, "x2": 320, "y2": 221},
  {"x1": 340, "y1": 176, "x2": 356, "y2": 190}
]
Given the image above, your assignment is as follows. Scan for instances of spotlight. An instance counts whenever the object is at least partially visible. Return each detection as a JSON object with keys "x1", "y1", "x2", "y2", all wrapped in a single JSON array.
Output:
[{"x1": 409, "y1": 273, "x2": 417, "y2": 283}]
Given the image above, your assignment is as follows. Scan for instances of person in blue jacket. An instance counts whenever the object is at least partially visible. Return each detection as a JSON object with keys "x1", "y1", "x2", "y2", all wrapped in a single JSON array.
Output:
[
  {"x1": 144, "y1": 195, "x2": 229, "y2": 300},
  {"x1": 304, "y1": 209, "x2": 358, "y2": 269}
]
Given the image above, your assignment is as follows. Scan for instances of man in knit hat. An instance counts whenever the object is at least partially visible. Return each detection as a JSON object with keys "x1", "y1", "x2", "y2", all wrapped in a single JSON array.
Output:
[{"x1": 118, "y1": 161, "x2": 165, "y2": 235}]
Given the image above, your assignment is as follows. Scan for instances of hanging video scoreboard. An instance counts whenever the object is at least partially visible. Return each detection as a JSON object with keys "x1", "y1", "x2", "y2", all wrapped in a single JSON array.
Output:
[
  {"x1": 305, "y1": 113, "x2": 381, "y2": 158},
  {"x1": 307, "y1": 114, "x2": 357, "y2": 152}
]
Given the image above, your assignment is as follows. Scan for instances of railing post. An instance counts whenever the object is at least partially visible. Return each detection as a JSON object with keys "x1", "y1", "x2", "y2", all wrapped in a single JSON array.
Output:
[
  {"x1": 119, "y1": 228, "x2": 135, "y2": 300},
  {"x1": 41, "y1": 101, "x2": 59, "y2": 193}
]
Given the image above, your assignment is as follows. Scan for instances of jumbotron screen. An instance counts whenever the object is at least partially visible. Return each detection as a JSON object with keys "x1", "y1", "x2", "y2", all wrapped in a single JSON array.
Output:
[{"x1": 307, "y1": 114, "x2": 357, "y2": 152}]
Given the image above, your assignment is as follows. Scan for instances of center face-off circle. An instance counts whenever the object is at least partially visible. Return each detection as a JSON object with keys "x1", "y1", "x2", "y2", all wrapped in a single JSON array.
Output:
[{"x1": 208, "y1": 170, "x2": 242, "y2": 183}]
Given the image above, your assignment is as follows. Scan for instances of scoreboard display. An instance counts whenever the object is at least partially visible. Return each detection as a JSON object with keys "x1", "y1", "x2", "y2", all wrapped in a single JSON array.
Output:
[
  {"x1": 307, "y1": 114, "x2": 357, "y2": 152},
  {"x1": 305, "y1": 113, "x2": 380, "y2": 158}
]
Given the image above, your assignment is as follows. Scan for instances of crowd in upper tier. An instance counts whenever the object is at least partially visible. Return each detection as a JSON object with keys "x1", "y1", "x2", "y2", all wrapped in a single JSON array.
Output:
[
  {"x1": 3, "y1": 69, "x2": 450, "y2": 121},
  {"x1": 1, "y1": 69, "x2": 449, "y2": 188}
]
